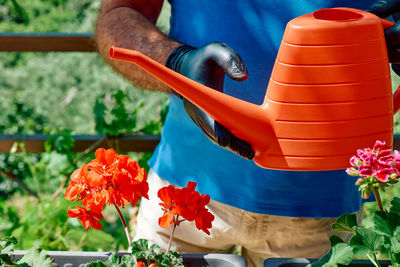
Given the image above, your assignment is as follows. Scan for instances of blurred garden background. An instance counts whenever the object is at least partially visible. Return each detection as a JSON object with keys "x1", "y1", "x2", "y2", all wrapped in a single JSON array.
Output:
[
  {"x1": 1, "y1": 0, "x2": 400, "y2": 254},
  {"x1": 0, "y1": 0, "x2": 171, "y2": 252}
]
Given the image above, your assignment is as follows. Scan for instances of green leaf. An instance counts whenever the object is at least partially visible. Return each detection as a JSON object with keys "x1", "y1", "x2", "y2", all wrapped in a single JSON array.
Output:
[
  {"x1": 373, "y1": 211, "x2": 392, "y2": 237},
  {"x1": 329, "y1": 235, "x2": 345, "y2": 246},
  {"x1": 351, "y1": 227, "x2": 384, "y2": 253},
  {"x1": 393, "y1": 227, "x2": 400, "y2": 247},
  {"x1": 349, "y1": 234, "x2": 371, "y2": 258},
  {"x1": 105, "y1": 253, "x2": 120, "y2": 265},
  {"x1": 159, "y1": 257, "x2": 172, "y2": 267},
  {"x1": 0, "y1": 236, "x2": 17, "y2": 254},
  {"x1": 391, "y1": 197, "x2": 400, "y2": 215},
  {"x1": 327, "y1": 243, "x2": 354, "y2": 266},
  {"x1": 129, "y1": 239, "x2": 183, "y2": 267},
  {"x1": 332, "y1": 213, "x2": 357, "y2": 234},
  {"x1": 130, "y1": 239, "x2": 149, "y2": 259},
  {"x1": 155, "y1": 250, "x2": 184, "y2": 267},
  {"x1": 148, "y1": 243, "x2": 163, "y2": 260},
  {"x1": 390, "y1": 236, "x2": 400, "y2": 254},
  {"x1": 307, "y1": 236, "x2": 354, "y2": 267},
  {"x1": 10, "y1": 0, "x2": 29, "y2": 24},
  {"x1": 374, "y1": 211, "x2": 400, "y2": 237},
  {"x1": 0, "y1": 236, "x2": 17, "y2": 265},
  {"x1": 167, "y1": 250, "x2": 184, "y2": 267},
  {"x1": 391, "y1": 252, "x2": 400, "y2": 265},
  {"x1": 86, "y1": 261, "x2": 109, "y2": 267},
  {"x1": 119, "y1": 254, "x2": 137, "y2": 267},
  {"x1": 0, "y1": 253, "x2": 16, "y2": 265},
  {"x1": 16, "y1": 248, "x2": 52, "y2": 267}
]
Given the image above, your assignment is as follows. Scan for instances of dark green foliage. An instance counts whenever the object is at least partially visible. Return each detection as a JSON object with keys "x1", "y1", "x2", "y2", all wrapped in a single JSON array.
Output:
[
  {"x1": 0, "y1": 0, "x2": 98, "y2": 32},
  {"x1": 0, "y1": 199, "x2": 20, "y2": 236},
  {"x1": 309, "y1": 197, "x2": 400, "y2": 267},
  {"x1": 5, "y1": 195, "x2": 118, "y2": 252},
  {"x1": 85, "y1": 240, "x2": 184, "y2": 267},
  {"x1": 129, "y1": 239, "x2": 184, "y2": 267},
  {"x1": 0, "y1": 101, "x2": 47, "y2": 135},
  {"x1": 0, "y1": 236, "x2": 18, "y2": 265},
  {"x1": 0, "y1": 0, "x2": 29, "y2": 24},
  {"x1": 94, "y1": 90, "x2": 140, "y2": 136}
]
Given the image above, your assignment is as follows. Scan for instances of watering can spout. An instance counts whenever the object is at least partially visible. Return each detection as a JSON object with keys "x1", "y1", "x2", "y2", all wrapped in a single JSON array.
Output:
[{"x1": 109, "y1": 46, "x2": 273, "y2": 147}]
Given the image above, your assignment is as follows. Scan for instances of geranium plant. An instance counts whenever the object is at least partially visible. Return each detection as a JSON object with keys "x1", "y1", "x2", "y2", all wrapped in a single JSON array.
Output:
[
  {"x1": 310, "y1": 140, "x2": 400, "y2": 267},
  {"x1": 64, "y1": 148, "x2": 214, "y2": 267}
]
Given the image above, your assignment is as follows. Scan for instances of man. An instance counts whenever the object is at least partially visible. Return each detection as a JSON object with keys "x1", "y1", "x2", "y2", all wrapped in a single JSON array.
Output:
[{"x1": 96, "y1": 1, "x2": 400, "y2": 266}]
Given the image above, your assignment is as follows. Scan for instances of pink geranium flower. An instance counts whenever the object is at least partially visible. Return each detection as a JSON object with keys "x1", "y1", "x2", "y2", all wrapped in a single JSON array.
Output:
[{"x1": 346, "y1": 140, "x2": 400, "y2": 199}]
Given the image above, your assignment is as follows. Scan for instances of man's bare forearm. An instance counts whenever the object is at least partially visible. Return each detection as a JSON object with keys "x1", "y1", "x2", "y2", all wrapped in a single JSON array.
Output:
[{"x1": 96, "y1": 5, "x2": 180, "y2": 92}]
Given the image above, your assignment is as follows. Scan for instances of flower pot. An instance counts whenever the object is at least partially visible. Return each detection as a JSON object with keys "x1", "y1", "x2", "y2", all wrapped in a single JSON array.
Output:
[
  {"x1": 12, "y1": 250, "x2": 247, "y2": 267},
  {"x1": 263, "y1": 258, "x2": 391, "y2": 267}
]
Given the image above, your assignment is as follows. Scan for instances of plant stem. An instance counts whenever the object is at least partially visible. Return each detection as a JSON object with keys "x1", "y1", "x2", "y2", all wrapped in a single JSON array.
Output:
[
  {"x1": 366, "y1": 252, "x2": 381, "y2": 267},
  {"x1": 166, "y1": 215, "x2": 179, "y2": 253},
  {"x1": 372, "y1": 187, "x2": 383, "y2": 211},
  {"x1": 51, "y1": 175, "x2": 68, "y2": 200},
  {"x1": 114, "y1": 204, "x2": 132, "y2": 250}
]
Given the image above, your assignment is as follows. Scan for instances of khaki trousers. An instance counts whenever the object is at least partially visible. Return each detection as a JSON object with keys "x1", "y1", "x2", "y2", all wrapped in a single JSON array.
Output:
[{"x1": 134, "y1": 170, "x2": 356, "y2": 267}]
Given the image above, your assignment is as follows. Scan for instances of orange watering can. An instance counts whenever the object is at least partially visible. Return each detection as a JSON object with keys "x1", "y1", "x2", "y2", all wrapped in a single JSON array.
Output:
[{"x1": 109, "y1": 8, "x2": 400, "y2": 171}]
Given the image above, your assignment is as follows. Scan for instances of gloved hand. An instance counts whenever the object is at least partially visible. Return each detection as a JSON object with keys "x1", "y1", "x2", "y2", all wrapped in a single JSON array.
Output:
[
  {"x1": 165, "y1": 42, "x2": 255, "y2": 159},
  {"x1": 367, "y1": 0, "x2": 400, "y2": 75}
]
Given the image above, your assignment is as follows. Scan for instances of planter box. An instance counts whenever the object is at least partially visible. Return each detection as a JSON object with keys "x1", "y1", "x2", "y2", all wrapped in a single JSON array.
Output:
[
  {"x1": 12, "y1": 250, "x2": 247, "y2": 267},
  {"x1": 263, "y1": 258, "x2": 391, "y2": 267}
]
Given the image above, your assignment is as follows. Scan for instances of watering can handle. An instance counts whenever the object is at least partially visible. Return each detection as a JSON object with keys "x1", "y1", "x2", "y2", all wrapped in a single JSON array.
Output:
[{"x1": 394, "y1": 85, "x2": 400, "y2": 114}]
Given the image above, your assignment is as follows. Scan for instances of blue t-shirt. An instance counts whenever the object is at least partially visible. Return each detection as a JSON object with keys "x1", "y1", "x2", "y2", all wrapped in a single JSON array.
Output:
[{"x1": 149, "y1": 0, "x2": 376, "y2": 217}]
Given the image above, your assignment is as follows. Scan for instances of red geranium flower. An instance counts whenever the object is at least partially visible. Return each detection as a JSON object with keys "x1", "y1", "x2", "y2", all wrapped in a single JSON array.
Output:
[
  {"x1": 194, "y1": 207, "x2": 215, "y2": 235},
  {"x1": 88, "y1": 148, "x2": 119, "y2": 178},
  {"x1": 67, "y1": 206, "x2": 104, "y2": 230},
  {"x1": 158, "y1": 181, "x2": 214, "y2": 235},
  {"x1": 65, "y1": 148, "x2": 149, "y2": 231},
  {"x1": 64, "y1": 165, "x2": 89, "y2": 201},
  {"x1": 108, "y1": 154, "x2": 149, "y2": 208},
  {"x1": 158, "y1": 185, "x2": 180, "y2": 228}
]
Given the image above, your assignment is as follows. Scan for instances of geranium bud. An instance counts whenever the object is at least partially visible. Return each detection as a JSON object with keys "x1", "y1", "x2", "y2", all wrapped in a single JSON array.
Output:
[
  {"x1": 346, "y1": 167, "x2": 359, "y2": 176},
  {"x1": 355, "y1": 178, "x2": 363, "y2": 185}
]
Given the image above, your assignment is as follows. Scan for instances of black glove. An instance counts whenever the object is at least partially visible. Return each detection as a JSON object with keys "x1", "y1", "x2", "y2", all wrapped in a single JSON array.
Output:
[
  {"x1": 367, "y1": 0, "x2": 400, "y2": 75},
  {"x1": 165, "y1": 42, "x2": 255, "y2": 160}
]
